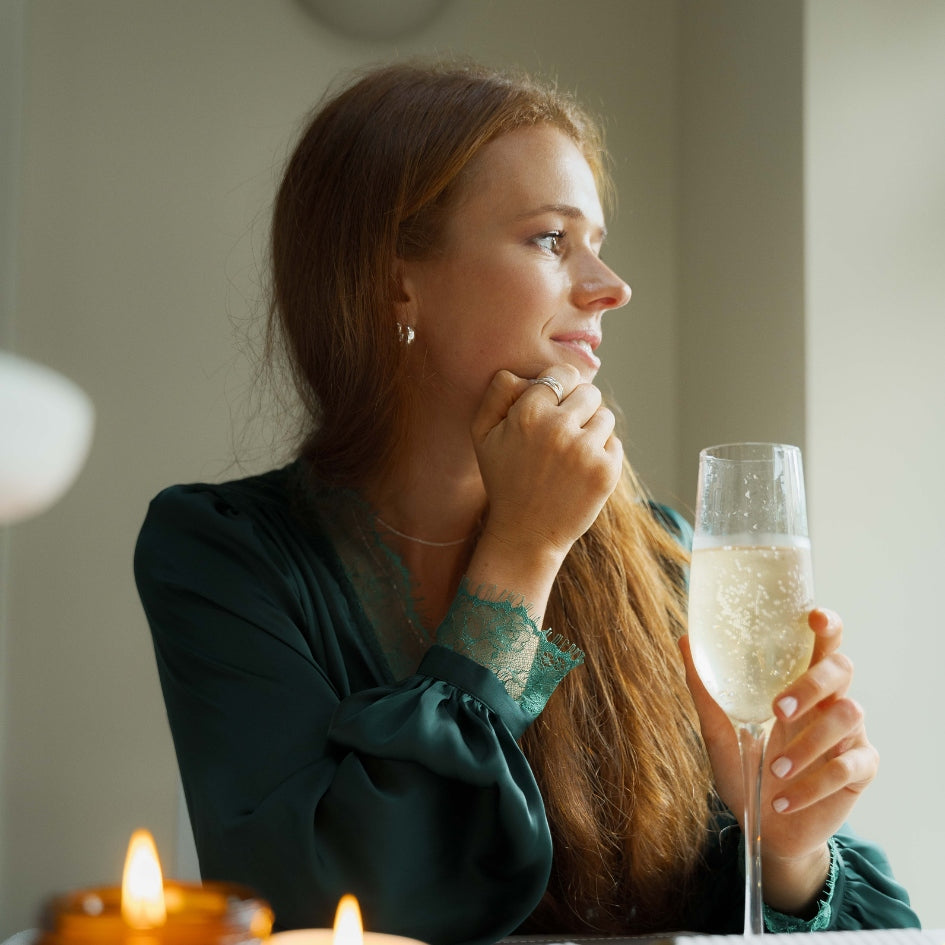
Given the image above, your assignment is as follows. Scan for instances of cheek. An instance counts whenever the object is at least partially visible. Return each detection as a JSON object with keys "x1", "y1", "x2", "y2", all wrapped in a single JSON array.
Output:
[
  {"x1": 422, "y1": 261, "x2": 525, "y2": 337},
  {"x1": 461, "y1": 260, "x2": 553, "y2": 329},
  {"x1": 416, "y1": 258, "x2": 557, "y2": 380}
]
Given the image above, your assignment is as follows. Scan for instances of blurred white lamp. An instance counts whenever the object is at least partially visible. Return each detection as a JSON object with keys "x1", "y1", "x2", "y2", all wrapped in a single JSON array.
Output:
[{"x1": 0, "y1": 351, "x2": 94, "y2": 525}]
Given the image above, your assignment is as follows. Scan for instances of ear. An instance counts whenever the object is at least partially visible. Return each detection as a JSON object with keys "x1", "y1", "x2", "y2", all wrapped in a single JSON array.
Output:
[{"x1": 392, "y1": 257, "x2": 419, "y2": 327}]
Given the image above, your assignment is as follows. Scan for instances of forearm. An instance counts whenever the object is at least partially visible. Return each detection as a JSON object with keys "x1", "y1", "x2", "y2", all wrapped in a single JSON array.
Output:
[{"x1": 463, "y1": 528, "x2": 568, "y2": 631}]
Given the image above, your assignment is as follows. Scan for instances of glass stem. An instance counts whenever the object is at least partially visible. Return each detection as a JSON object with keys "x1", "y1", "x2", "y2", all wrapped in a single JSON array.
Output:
[{"x1": 736, "y1": 720, "x2": 773, "y2": 936}]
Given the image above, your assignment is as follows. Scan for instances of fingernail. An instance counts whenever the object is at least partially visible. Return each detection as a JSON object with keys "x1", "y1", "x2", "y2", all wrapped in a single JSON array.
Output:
[
  {"x1": 777, "y1": 695, "x2": 798, "y2": 718},
  {"x1": 773, "y1": 797, "x2": 790, "y2": 814},
  {"x1": 771, "y1": 756, "x2": 792, "y2": 779}
]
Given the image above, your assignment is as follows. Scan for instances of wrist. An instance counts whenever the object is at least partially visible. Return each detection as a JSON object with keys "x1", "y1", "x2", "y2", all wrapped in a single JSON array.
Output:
[
  {"x1": 762, "y1": 843, "x2": 832, "y2": 918},
  {"x1": 466, "y1": 529, "x2": 567, "y2": 621}
]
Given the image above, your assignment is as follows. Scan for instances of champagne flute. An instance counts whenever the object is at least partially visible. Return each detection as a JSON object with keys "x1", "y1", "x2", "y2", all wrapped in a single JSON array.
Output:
[{"x1": 687, "y1": 443, "x2": 815, "y2": 935}]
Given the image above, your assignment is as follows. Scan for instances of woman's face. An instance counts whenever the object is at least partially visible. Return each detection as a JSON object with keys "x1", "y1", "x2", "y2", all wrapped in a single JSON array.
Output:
[{"x1": 400, "y1": 124, "x2": 632, "y2": 413}]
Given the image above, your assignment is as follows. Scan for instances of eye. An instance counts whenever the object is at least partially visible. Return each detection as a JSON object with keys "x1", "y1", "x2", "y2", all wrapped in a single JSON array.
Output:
[{"x1": 532, "y1": 231, "x2": 564, "y2": 254}]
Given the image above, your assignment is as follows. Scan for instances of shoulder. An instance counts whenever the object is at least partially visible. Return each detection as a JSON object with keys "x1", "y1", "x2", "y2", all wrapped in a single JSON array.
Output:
[
  {"x1": 146, "y1": 463, "x2": 297, "y2": 519},
  {"x1": 134, "y1": 464, "x2": 342, "y2": 664},
  {"x1": 139, "y1": 463, "x2": 310, "y2": 545},
  {"x1": 134, "y1": 463, "x2": 310, "y2": 585}
]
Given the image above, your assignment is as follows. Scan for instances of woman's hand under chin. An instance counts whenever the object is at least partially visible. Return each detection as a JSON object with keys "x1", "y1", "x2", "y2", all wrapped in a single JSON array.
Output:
[
  {"x1": 462, "y1": 363, "x2": 622, "y2": 618},
  {"x1": 471, "y1": 364, "x2": 622, "y2": 555}
]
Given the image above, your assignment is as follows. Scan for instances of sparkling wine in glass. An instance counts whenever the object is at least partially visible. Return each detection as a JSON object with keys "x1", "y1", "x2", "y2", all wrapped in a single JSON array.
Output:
[{"x1": 687, "y1": 443, "x2": 815, "y2": 935}]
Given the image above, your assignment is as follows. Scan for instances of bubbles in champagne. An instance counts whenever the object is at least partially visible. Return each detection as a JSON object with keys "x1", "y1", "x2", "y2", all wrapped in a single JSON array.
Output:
[{"x1": 688, "y1": 541, "x2": 814, "y2": 724}]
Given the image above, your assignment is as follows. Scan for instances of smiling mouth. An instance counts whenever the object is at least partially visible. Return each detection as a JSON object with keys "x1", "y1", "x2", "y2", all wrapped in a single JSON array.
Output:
[
  {"x1": 553, "y1": 334, "x2": 602, "y2": 369},
  {"x1": 552, "y1": 330, "x2": 602, "y2": 351}
]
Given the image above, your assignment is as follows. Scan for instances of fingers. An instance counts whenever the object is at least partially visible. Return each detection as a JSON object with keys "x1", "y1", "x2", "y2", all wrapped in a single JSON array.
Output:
[
  {"x1": 678, "y1": 636, "x2": 735, "y2": 750},
  {"x1": 470, "y1": 370, "x2": 532, "y2": 444},
  {"x1": 770, "y1": 696, "x2": 866, "y2": 783},
  {"x1": 473, "y1": 364, "x2": 589, "y2": 442},
  {"x1": 477, "y1": 364, "x2": 619, "y2": 459},
  {"x1": 471, "y1": 365, "x2": 623, "y2": 552},
  {"x1": 767, "y1": 607, "x2": 876, "y2": 816},
  {"x1": 775, "y1": 650, "x2": 854, "y2": 722},
  {"x1": 678, "y1": 635, "x2": 705, "y2": 707},
  {"x1": 773, "y1": 608, "x2": 848, "y2": 723},
  {"x1": 525, "y1": 364, "x2": 581, "y2": 405},
  {"x1": 522, "y1": 365, "x2": 617, "y2": 438},
  {"x1": 522, "y1": 364, "x2": 591, "y2": 418},
  {"x1": 770, "y1": 738, "x2": 878, "y2": 815},
  {"x1": 808, "y1": 607, "x2": 843, "y2": 665},
  {"x1": 530, "y1": 374, "x2": 566, "y2": 405}
]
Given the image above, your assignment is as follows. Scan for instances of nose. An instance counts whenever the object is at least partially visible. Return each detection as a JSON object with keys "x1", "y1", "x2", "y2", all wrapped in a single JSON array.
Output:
[{"x1": 572, "y1": 254, "x2": 632, "y2": 312}]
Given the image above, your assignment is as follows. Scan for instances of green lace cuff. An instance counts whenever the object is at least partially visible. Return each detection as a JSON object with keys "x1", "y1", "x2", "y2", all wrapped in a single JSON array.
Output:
[
  {"x1": 764, "y1": 837, "x2": 842, "y2": 932},
  {"x1": 436, "y1": 577, "x2": 584, "y2": 718}
]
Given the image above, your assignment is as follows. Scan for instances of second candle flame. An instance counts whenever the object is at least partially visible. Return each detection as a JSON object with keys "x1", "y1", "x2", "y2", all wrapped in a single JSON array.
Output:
[{"x1": 332, "y1": 895, "x2": 363, "y2": 945}]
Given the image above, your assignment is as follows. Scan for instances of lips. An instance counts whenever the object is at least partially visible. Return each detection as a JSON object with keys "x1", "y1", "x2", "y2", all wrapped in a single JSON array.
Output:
[{"x1": 552, "y1": 330, "x2": 602, "y2": 369}]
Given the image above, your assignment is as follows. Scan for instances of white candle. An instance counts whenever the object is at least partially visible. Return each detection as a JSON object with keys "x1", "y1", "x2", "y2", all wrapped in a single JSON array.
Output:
[{"x1": 270, "y1": 895, "x2": 426, "y2": 945}]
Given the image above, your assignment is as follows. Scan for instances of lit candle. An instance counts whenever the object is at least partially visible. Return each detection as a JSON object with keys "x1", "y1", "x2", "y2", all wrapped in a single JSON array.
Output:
[
  {"x1": 270, "y1": 894, "x2": 426, "y2": 945},
  {"x1": 121, "y1": 829, "x2": 167, "y2": 929},
  {"x1": 38, "y1": 829, "x2": 273, "y2": 945}
]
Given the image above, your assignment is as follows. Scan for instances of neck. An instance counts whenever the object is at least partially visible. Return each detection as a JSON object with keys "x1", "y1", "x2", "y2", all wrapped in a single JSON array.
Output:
[
  {"x1": 363, "y1": 430, "x2": 484, "y2": 630},
  {"x1": 364, "y1": 400, "x2": 487, "y2": 548},
  {"x1": 367, "y1": 463, "x2": 486, "y2": 551}
]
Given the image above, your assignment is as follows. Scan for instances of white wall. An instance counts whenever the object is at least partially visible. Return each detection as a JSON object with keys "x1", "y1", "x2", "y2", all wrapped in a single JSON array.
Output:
[
  {"x1": 804, "y1": 0, "x2": 945, "y2": 926},
  {"x1": 676, "y1": 0, "x2": 806, "y2": 513},
  {"x1": 0, "y1": 0, "x2": 679, "y2": 934}
]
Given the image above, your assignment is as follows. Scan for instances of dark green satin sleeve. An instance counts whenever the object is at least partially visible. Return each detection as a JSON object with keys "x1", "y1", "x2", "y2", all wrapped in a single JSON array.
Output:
[
  {"x1": 134, "y1": 477, "x2": 552, "y2": 945},
  {"x1": 679, "y1": 806, "x2": 920, "y2": 932}
]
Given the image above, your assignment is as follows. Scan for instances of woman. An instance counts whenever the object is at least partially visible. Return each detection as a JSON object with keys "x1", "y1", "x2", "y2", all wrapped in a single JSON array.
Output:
[{"x1": 134, "y1": 61, "x2": 918, "y2": 943}]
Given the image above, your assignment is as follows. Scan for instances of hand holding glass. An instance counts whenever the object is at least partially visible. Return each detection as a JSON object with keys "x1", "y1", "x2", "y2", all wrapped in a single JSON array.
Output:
[{"x1": 687, "y1": 443, "x2": 815, "y2": 935}]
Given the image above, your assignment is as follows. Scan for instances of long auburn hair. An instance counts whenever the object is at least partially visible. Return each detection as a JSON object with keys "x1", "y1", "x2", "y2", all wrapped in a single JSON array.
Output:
[{"x1": 268, "y1": 60, "x2": 713, "y2": 933}]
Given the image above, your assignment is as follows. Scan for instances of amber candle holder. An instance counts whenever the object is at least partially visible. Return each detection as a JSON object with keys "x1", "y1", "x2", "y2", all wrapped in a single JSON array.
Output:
[
  {"x1": 38, "y1": 879, "x2": 274, "y2": 945},
  {"x1": 37, "y1": 830, "x2": 273, "y2": 945}
]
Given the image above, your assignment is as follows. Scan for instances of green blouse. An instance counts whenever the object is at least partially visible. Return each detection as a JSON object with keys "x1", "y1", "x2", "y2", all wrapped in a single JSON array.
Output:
[{"x1": 133, "y1": 463, "x2": 919, "y2": 944}]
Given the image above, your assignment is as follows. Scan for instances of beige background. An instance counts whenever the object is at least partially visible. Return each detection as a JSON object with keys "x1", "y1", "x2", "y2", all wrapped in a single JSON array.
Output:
[{"x1": 1, "y1": 0, "x2": 943, "y2": 934}]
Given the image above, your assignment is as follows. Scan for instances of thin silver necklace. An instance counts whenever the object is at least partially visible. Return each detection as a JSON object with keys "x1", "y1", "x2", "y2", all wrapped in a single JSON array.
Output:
[
  {"x1": 352, "y1": 511, "x2": 429, "y2": 650},
  {"x1": 374, "y1": 515, "x2": 479, "y2": 548}
]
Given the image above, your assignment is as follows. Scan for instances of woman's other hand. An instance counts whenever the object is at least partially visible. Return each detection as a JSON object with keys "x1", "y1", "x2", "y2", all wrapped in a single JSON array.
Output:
[{"x1": 680, "y1": 608, "x2": 878, "y2": 915}]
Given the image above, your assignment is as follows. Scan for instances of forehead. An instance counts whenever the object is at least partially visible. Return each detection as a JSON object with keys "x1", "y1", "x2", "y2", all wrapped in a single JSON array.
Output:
[{"x1": 454, "y1": 124, "x2": 604, "y2": 225}]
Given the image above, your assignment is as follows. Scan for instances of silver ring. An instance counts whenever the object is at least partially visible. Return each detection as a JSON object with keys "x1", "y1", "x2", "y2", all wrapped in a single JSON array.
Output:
[{"x1": 532, "y1": 375, "x2": 564, "y2": 405}]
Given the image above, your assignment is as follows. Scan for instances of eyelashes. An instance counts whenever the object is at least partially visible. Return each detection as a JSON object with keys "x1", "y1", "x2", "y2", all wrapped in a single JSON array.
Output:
[
  {"x1": 531, "y1": 231, "x2": 605, "y2": 258},
  {"x1": 532, "y1": 231, "x2": 564, "y2": 254}
]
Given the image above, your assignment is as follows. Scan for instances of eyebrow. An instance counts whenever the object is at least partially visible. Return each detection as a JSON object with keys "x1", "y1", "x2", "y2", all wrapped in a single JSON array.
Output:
[{"x1": 514, "y1": 203, "x2": 607, "y2": 239}]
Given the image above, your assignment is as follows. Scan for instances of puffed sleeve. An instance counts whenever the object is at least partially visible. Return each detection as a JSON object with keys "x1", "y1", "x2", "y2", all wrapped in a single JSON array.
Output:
[
  {"x1": 764, "y1": 824, "x2": 920, "y2": 931},
  {"x1": 682, "y1": 807, "x2": 919, "y2": 933},
  {"x1": 134, "y1": 481, "x2": 572, "y2": 945}
]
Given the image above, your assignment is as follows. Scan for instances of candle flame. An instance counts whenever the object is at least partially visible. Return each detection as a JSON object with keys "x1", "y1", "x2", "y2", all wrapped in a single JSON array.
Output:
[
  {"x1": 121, "y1": 829, "x2": 167, "y2": 928},
  {"x1": 332, "y1": 895, "x2": 363, "y2": 945}
]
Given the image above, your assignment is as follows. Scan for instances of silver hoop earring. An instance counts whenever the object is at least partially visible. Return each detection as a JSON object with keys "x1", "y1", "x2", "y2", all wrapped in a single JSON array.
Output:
[{"x1": 397, "y1": 323, "x2": 415, "y2": 345}]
